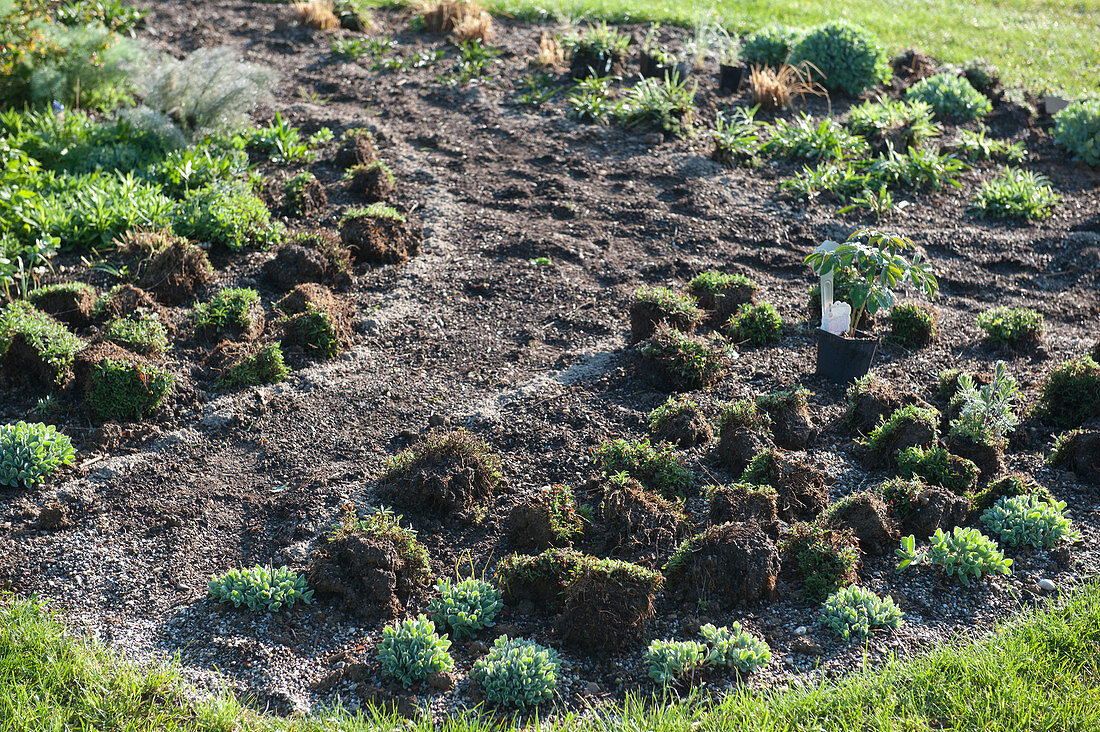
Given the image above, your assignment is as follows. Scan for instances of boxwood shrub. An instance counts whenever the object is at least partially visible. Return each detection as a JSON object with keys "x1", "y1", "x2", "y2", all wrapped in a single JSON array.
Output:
[{"x1": 788, "y1": 21, "x2": 890, "y2": 96}]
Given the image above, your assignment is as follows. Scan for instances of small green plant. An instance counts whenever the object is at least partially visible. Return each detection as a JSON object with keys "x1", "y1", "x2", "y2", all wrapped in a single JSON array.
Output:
[
  {"x1": 86, "y1": 360, "x2": 174, "y2": 422},
  {"x1": 838, "y1": 184, "x2": 895, "y2": 220},
  {"x1": 804, "y1": 229, "x2": 938, "y2": 338},
  {"x1": 976, "y1": 306, "x2": 1044, "y2": 346},
  {"x1": 638, "y1": 324, "x2": 727, "y2": 390},
  {"x1": 788, "y1": 21, "x2": 890, "y2": 96},
  {"x1": 954, "y1": 127, "x2": 1026, "y2": 163},
  {"x1": 192, "y1": 288, "x2": 260, "y2": 335},
  {"x1": 699, "y1": 623, "x2": 770, "y2": 674},
  {"x1": 646, "y1": 639, "x2": 708, "y2": 685},
  {"x1": 896, "y1": 527, "x2": 1011, "y2": 585},
  {"x1": 426, "y1": 577, "x2": 503, "y2": 639},
  {"x1": 897, "y1": 445, "x2": 979, "y2": 495},
  {"x1": 970, "y1": 168, "x2": 1059, "y2": 220},
  {"x1": 377, "y1": 615, "x2": 454, "y2": 688},
  {"x1": 104, "y1": 312, "x2": 169, "y2": 356},
  {"x1": 0, "y1": 301, "x2": 84, "y2": 383},
  {"x1": 861, "y1": 404, "x2": 940, "y2": 455},
  {"x1": 0, "y1": 421, "x2": 75, "y2": 488},
  {"x1": 906, "y1": 73, "x2": 991, "y2": 121},
  {"x1": 717, "y1": 399, "x2": 771, "y2": 434},
  {"x1": 568, "y1": 76, "x2": 614, "y2": 123},
  {"x1": 172, "y1": 181, "x2": 280, "y2": 250},
  {"x1": 742, "y1": 25, "x2": 801, "y2": 67},
  {"x1": 980, "y1": 495, "x2": 1078, "y2": 549},
  {"x1": 207, "y1": 565, "x2": 313, "y2": 612},
  {"x1": 331, "y1": 37, "x2": 370, "y2": 60},
  {"x1": 247, "y1": 112, "x2": 310, "y2": 163},
  {"x1": 782, "y1": 523, "x2": 860, "y2": 602},
  {"x1": 870, "y1": 146, "x2": 969, "y2": 190},
  {"x1": 614, "y1": 74, "x2": 697, "y2": 137},
  {"x1": 711, "y1": 106, "x2": 763, "y2": 168},
  {"x1": 545, "y1": 484, "x2": 584, "y2": 542},
  {"x1": 1052, "y1": 98, "x2": 1100, "y2": 167},
  {"x1": 342, "y1": 202, "x2": 405, "y2": 224},
  {"x1": 948, "y1": 361, "x2": 1019, "y2": 449},
  {"x1": 726, "y1": 302, "x2": 782, "y2": 345},
  {"x1": 565, "y1": 23, "x2": 630, "y2": 78},
  {"x1": 471, "y1": 636, "x2": 561, "y2": 709},
  {"x1": 283, "y1": 171, "x2": 322, "y2": 213},
  {"x1": 219, "y1": 343, "x2": 289, "y2": 387},
  {"x1": 633, "y1": 286, "x2": 705, "y2": 330},
  {"x1": 593, "y1": 438, "x2": 691, "y2": 498},
  {"x1": 1039, "y1": 358, "x2": 1100, "y2": 429},
  {"x1": 820, "y1": 585, "x2": 902, "y2": 640},
  {"x1": 281, "y1": 306, "x2": 342, "y2": 359},
  {"x1": 764, "y1": 114, "x2": 869, "y2": 162},
  {"x1": 846, "y1": 98, "x2": 940, "y2": 150},
  {"x1": 518, "y1": 72, "x2": 563, "y2": 107},
  {"x1": 887, "y1": 303, "x2": 935, "y2": 347},
  {"x1": 647, "y1": 395, "x2": 697, "y2": 432}
]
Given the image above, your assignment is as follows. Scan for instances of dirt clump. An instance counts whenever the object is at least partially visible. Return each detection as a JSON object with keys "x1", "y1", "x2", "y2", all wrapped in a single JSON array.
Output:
[
  {"x1": 335, "y1": 130, "x2": 378, "y2": 168},
  {"x1": 664, "y1": 521, "x2": 780, "y2": 609},
  {"x1": 1050, "y1": 429, "x2": 1100, "y2": 483},
  {"x1": 262, "y1": 245, "x2": 331, "y2": 290},
  {"x1": 845, "y1": 376, "x2": 928, "y2": 435},
  {"x1": 556, "y1": 557, "x2": 663, "y2": 649},
  {"x1": 27, "y1": 284, "x2": 96, "y2": 329},
  {"x1": 650, "y1": 404, "x2": 712, "y2": 448},
  {"x1": 346, "y1": 162, "x2": 396, "y2": 203},
  {"x1": 138, "y1": 238, "x2": 213, "y2": 305},
  {"x1": 707, "y1": 483, "x2": 779, "y2": 537},
  {"x1": 823, "y1": 492, "x2": 899, "y2": 555},
  {"x1": 495, "y1": 548, "x2": 583, "y2": 607},
  {"x1": 756, "y1": 388, "x2": 816, "y2": 450},
  {"x1": 307, "y1": 534, "x2": 414, "y2": 619},
  {"x1": 375, "y1": 429, "x2": 502, "y2": 514},
  {"x1": 717, "y1": 427, "x2": 772, "y2": 475},
  {"x1": 742, "y1": 449, "x2": 829, "y2": 522},
  {"x1": 881, "y1": 478, "x2": 971, "y2": 538},
  {"x1": 946, "y1": 434, "x2": 1003, "y2": 484},
  {"x1": 892, "y1": 49, "x2": 938, "y2": 85},
  {"x1": 594, "y1": 474, "x2": 690, "y2": 555},
  {"x1": 505, "y1": 484, "x2": 583, "y2": 551},
  {"x1": 340, "y1": 208, "x2": 421, "y2": 265},
  {"x1": 94, "y1": 285, "x2": 171, "y2": 329}
]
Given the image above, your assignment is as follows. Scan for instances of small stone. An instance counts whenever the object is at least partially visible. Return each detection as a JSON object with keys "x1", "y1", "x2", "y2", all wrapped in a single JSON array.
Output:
[
  {"x1": 468, "y1": 640, "x2": 489, "y2": 655},
  {"x1": 1037, "y1": 578, "x2": 1056, "y2": 592},
  {"x1": 791, "y1": 637, "x2": 824, "y2": 655},
  {"x1": 428, "y1": 413, "x2": 448, "y2": 427},
  {"x1": 583, "y1": 681, "x2": 601, "y2": 696},
  {"x1": 794, "y1": 625, "x2": 809, "y2": 636}
]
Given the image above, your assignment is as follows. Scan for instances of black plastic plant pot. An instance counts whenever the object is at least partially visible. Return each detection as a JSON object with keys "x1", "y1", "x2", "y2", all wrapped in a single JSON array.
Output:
[
  {"x1": 815, "y1": 328, "x2": 879, "y2": 383},
  {"x1": 639, "y1": 51, "x2": 657, "y2": 78},
  {"x1": 640, "y1": 54, "x2": 691, "y2": 81},
  {"x1": 719, "y1": 64, "x2": 745, "y2": 92}
]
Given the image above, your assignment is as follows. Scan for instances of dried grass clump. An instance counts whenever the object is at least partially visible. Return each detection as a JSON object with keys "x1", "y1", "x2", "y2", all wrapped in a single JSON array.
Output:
[
  {"x1": 533, "y1": 32, "x2": 564, "y2": 69},
  {"x1": 419, "y1": 0, "x2": 492, "y2": 43},
  {"x1": 293, "y1": 0, "x2": 340, "y2": 31},
  {"x1": 749, "y1": 62, "x2": 827, "y2": 111}
]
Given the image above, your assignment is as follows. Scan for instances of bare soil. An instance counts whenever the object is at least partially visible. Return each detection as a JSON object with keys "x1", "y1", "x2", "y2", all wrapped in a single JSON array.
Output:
[{"x1": 1, "y1": 0, "x2": 1099, "y2": 719}]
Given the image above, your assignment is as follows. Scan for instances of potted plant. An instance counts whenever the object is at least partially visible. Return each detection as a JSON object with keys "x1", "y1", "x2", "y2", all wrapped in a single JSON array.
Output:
[
  {"x1": 639, "y1": 27, "x2": 691, "y2": 80},
  {"x1": 804, "y1": 229, "x2": 938, "y2": 382},
  {"x1": 716, "y1": 34, "x2": 744, "y2": 92}
]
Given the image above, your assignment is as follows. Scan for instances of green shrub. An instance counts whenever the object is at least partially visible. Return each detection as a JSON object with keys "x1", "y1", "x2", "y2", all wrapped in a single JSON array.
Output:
[
  {"x1": 820, "y1": 585, "x2": 902, "y2": 640},
  {"x1": 976, "y1": 306, "x2": 1044, "y2": 346},
  {"x1": 1039, "y1": 358, "x2": 1100, "y2": 429},
  {"x1": 334, "y1": 506, "x2": 431, "y2": 580},
  {"x1": 645, "y1": 639, "x2": 707, "y2": 685},
  {"x1": 699, "y1": 622, "x2": 770, "y2": 674},
  {"x1": 727, "y1": 302, "x2": 782, "y2": 345},
  {"x1": 28, "y1": 25, "x2": 143, "y2": 110},
  {"x1": 970, "y1": 168, "x2": 1059, "y2": 220},
  {"x1": 638, "y1": 324, "x2": 727, "y2": 390},
  {"x1": 207, "y1": 565, "x2": 313, "y2": 613},
  {"x1": 788, "y1": 21, "x2": 890, "y2": 96},
  {"x1": 896, "y1": 527, "x2": 1011, "y2": 585},
  {"x1": 172, "y1": 181, "x2": 281, "y2": 250},
  {"x1": 0, "y1": 301, "x2": 84, "y2": 383},
  {"x1": 781, "y1": 523, "x2": 860, "y2": 602},
  {"x1": 426, "y1": 577, "x2": 503, "y2": 639},
  {"x1": 846, "y1": 98, "x2": 940, "y2": 150},
  {"x1": 906, "y1": 73, "x2": 991, "y2": 121},
  {"x1": 192, "y1": 288, "x2": 260, "y2": 336},
  {"x1": 954, "y1": 127, "x2": 1026, "y2": 163},
  {"x1": 593, "y1": 438, "x2": 691, "y2": 498},
  {"x1": 633, "y1": 286, "x2": 704, "y2": 330},
  {"x1": 568, "y1": 75, "x2": 613, "y2": 123},
  {"x1": 861, "y1": 404, "x2": 940, "y2": 455},
  {"x1": 1052, "y1": 98, "x2": 1100, "y2": 167},
  {"x1": 711, "y1": 107, "x2": 763, "y2": 168},
  {"x1": 980, "y1": 495, "x2": 1078, "y2": 549},
  {"x1": 219, "y1": 343, "x2": 288, "y2": 387},
  {"x1": 948, "y1": 361, "x2": 1019, "y2": 449},
  {"x1": 104, "y1": 312, "x2": 169, "y2": 356},
  {"x1": 283, "y1": 171, "x2": 321, "y2": 212},
  {"x1": 717, "y1": 398, "x2": 771, "y2": 434},
  {"x1": 565, "y1": 22, "x2": 630, "y2": 78},
  {"x1": 897, "y1": 445, "x2": 979, "y2": 495},
  {"x1": 377, "y1": 616, "x2": 453, "y2": 688},
  {"x1": 86, "y1": 360, "x2": 174, "y2": 422},
  {"x1": 869, "y1": 146, "x2": 969, "y2": 190},
  {"x1": 471, "y1": 636, "x2": 561, "y2": 708},
  {"x1": 614, "y1": 74, "x2": 696, "y2": 137},
  {"x1": 0, "y1": 421, "x2": 75, "y2": 488},
  {"x1": 888, "y1": 303, "x2": 936, "y2": 347},
  {"x1": 742, "y1": 25, "x2": 801, "y2": 67},
  {"x1": 764, "y1": 114, "x2": 869, "y2": 162}
]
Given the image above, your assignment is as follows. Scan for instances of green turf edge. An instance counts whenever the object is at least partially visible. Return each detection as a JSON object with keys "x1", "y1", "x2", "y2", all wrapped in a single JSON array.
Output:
[
  {"x1": 367, "y1": 0, "x2": 1100, "y2": 94},
  {"x1": 3, "y1": 582, "x2": 1100, "y2": 730}
]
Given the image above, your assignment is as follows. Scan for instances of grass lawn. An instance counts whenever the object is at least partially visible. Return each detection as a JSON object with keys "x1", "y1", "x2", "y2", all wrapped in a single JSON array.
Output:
[
  {"x1": 4, "y1": 584, "x2": 1100, "y2": 730},
  {"x1": 477, "y1": 0, "x2": 1100, "y2": 94}
]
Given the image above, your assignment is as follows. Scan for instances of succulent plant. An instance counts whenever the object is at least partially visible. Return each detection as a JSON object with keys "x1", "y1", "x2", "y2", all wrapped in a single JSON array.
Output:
[
  {"x1": 426, "y1": 577, "x2": 503, "y2": 639},
  {"x1": 378, "y1": 615, "x2": 454, "y2": 688},
  {"x1": 820, "y1": 585, "x2": 902, "y2": 640},
  {"x1": 207, "y1": 565, "x2": 313, "y2": 612},
  {"x1": 471, "y1": 635, "x2": 561, "y2": 708},
  {"x1": 0, "y1": 421, "x2": 75, "y2": 488}
]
